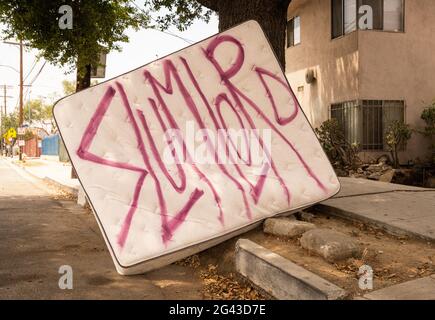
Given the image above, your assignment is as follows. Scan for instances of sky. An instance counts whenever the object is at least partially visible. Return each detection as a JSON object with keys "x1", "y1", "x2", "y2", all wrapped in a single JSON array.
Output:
[{"x1": 0, "y1": 5, "x2": 218, "y2": 115}]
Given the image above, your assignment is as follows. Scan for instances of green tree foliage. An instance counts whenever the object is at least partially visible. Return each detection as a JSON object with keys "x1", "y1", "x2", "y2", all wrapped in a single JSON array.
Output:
[
  {"x1": 61, "y1": 79, "x2": 99, "y2": 97},
  {"x1": 23, "y1": 99, "x2": 53, "y2": 123},
  {"x1": 23, "y1": 130, "x2": 34, "y2": 141},
  {"x1": 385, "y1": 121, "x2": 412, "y2": 169},
  {"x1": 62, "y1": 80, "x2": 77, "y2": 96},
  {"x1": 0, "y1": 1, "x2": 149, "y2": 76},
  {"x1": 1, "y1": 0, "x2": 292, "y2": 94},
  {"x1": 0, "y1": 1, "x2": 216, "y2": 77},
  {"x1": 2, "y1": 111, "x2": 19, "y2": 132},
  {"x1": 143, "y1": 0, "x2": 212, "y2": 31},
  {"x1": 1, "y1": 99, "x2": 54, "y2": 136}
]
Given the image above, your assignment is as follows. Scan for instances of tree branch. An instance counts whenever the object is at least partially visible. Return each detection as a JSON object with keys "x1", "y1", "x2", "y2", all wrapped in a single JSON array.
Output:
[{"x1": 196, "y1": 0, "x2": 219, "y2": 12}]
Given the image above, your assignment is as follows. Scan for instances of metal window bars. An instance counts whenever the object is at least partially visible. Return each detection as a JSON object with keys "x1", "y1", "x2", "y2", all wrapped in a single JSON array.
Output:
[{"x1": 330, "y1": 100, "x2": 405, "y2": 151}]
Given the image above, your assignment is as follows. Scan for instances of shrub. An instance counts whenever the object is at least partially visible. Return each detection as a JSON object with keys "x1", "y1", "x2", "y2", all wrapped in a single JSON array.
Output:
[
  {"x1": 420, "y1": 103, "x2": 435, "y2": 164},
  {"x1": 23, "y1": 130, "x2": 34, "y2": 141},
  {"x1": 385, "y1": 121, "x2": 412, "y2": 169},
  {"x1": 315, "y1": 119, "x2": 360, "y2": 171}
]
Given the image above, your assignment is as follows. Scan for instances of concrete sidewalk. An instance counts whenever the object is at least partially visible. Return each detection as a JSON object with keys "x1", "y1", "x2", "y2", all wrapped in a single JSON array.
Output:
[
  {"x1": 361, "y1": 276, "x2": 435, "y2": 300},
  {"x1": 316, "y1": 177, "x2": 435, "y2": 242},
  {"x1": 8, "y1": 157, "x2": 435, "y2": 242},
  {"x1": 0, "y1": 158, "x2": 204, "y2": 299},
  {"x1": 6, "y1": 157, "x2": 80, "y2": 194}
]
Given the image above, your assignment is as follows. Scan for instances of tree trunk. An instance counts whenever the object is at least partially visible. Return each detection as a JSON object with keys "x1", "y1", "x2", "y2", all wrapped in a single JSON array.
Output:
[
  {"x1": 198, "y1": 0, "x2": 291, "y2": 68},
  {"x1": 73, "y1": 0, "x2": 92, "y2": 93},
  {"x1": 72, "y1": 60, "x2": 91, "y2": 179},
  {"x1": 76, "y1": 64, "x2": 91, "y2": 92},
  {"x1": 394, "y1": 146, "x2": 400, "y2": 169}
]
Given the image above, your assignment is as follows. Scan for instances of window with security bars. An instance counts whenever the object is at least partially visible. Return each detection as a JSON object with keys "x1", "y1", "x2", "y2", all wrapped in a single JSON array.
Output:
[{"x1": 331, "y1": 100, "x2": 405, "y2": 151}]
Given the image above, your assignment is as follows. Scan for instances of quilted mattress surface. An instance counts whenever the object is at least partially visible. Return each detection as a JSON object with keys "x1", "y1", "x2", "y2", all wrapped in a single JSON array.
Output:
[{"x1": 54, "y1": 20, "x2": 340, "y2": 275}]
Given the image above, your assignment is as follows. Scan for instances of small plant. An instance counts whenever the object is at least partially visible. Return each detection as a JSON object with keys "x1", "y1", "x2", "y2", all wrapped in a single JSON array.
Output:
[
  {"x1": 420, "y1": 103, "x2": 435, "y2": 164},
  {"x1": 385, "y1": 121, "x2": 412, "y2": 169},
  {"x1": 315, "y1": 119, "x2": 360, "y2": 171}
]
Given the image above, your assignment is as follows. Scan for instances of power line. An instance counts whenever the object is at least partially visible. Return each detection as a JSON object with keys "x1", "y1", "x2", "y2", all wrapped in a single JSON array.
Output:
[
  {"x1": 23, "y1": 58, "x2": 40, "y2": 83},
  {"x1": 0, "y1": 64, "x2": 19, "y2": 74},
  {"x1": 129, "y1": 1, "x2": 195, "y2": 44},
  {"x1": 24, "y1": 87, "x2": 31, "y2": 102},
  {"x1": 28, "y1": 61, "x2": 47, "y2": 86},
  {"x1": 150, "y1": 21, "x2": 195, "y2": 44}
]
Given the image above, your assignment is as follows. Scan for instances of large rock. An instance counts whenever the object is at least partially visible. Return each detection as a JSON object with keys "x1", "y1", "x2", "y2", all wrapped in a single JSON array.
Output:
[
  {"x1": 379, "y1": 170, "x2": 395, "y2": 183},
  {"x1": 300, "y1": 229, "x2": 362, "y2": 262},
  {"x1": 297, "y1": 211, "x2": 316, "y2": 223},
  {"x1": 264, "y1": 218, "x2": 316, "y2": 238}
]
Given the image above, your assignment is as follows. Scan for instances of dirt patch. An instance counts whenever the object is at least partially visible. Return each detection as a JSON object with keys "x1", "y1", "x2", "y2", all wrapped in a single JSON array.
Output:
[{"x1": 189, "y1": 211, "x2": 435, "y2": 299}]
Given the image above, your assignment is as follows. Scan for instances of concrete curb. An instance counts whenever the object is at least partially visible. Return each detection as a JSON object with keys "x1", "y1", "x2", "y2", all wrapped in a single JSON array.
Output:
[
  {"x1": 8, "y1": 160, "x2": 78, "y2": 196},
  {"x1": 43, "y1": 177, "x2": 78, "y2": 196},
  {"x1": 9, "y1": 160, "x2": 43, "y2": 181},
  {"x1": 235, "y1": 239, "x2": 347, "y2": 300},
  {"x1": 315, "y1": 203, "x2": 435, "y2": 243}
]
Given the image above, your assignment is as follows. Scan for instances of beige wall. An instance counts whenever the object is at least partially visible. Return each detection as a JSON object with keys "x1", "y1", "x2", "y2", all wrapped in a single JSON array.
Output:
[
  {"x1": 286, "y1": 0, "x2": 359, "y2": 128},
  {"x1": 286, "y1": 0, "x2": 435, "y2": 162},
  {"x1": 358, "y1": 0, "x2": 435, "y2": 161}
]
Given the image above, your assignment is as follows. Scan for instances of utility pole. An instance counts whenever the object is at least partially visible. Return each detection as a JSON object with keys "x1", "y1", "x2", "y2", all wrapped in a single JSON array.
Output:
[
  {"x1": 0, "y1": 85, "x2": 13, "y2": 156},
  {"x1": 19, "y1": 40, "x2": 24, "y2": 160},
  {"x1": 4, "y1": 40, "x2": 27, "y2": 160},
  {"x1": 19, "y1": 40, "x2": 23, "y2": 128},
  {"x1": 4, "y1": 85, "x2": 6, "y2": 114}
]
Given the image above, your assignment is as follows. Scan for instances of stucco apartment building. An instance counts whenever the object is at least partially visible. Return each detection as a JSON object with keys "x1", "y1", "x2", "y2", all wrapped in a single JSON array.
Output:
[{"x1": 285, "y1": 0, "x2": 435, "y2": 163}]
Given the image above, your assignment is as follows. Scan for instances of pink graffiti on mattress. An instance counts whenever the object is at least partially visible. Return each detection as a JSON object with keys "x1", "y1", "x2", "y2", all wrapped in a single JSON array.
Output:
[{"x1": 76, "y1": 35, "x2": 326, "y2": 248}]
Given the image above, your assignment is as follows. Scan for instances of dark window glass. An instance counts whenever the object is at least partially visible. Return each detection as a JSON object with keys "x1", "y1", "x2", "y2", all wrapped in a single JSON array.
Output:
[
  {"x1": 332, "y1": 0, "x2": 344, "y2": 38},
  {"x1": 287, "y1": 17, "x2": 301, "y2": 47},
  {"x1": 287, "y1": 19, "x2": 294, "y2": 47},
  {"x1": 359, "y1": 0, "x2": 383, "y2": 30}
]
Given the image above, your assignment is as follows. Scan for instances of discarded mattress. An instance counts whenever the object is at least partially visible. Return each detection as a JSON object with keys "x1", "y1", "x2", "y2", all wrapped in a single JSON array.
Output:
[{"x1": 53, "y1": 20, "x2": 340, "y2": 275}]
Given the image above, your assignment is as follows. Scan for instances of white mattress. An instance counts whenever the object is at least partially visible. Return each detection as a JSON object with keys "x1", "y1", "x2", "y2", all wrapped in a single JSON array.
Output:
[{"x1": 53, "y1": 20, "x2": 340, "y2": 275}]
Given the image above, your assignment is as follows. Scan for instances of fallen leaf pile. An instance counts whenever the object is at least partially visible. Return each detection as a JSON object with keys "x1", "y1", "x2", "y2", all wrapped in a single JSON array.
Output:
[
  {"x1": 335, "y1": 258, "x2": 365, "y2": 276},
  {"x1": 174, "y1": 255, "x2": 201, "y2": 269},
  {"x1": 52, "y1": 190, "x2": 77, "y2": 201},
  {"x1": 199, "y1": 264, "x2": 266, "y2": 300}
]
